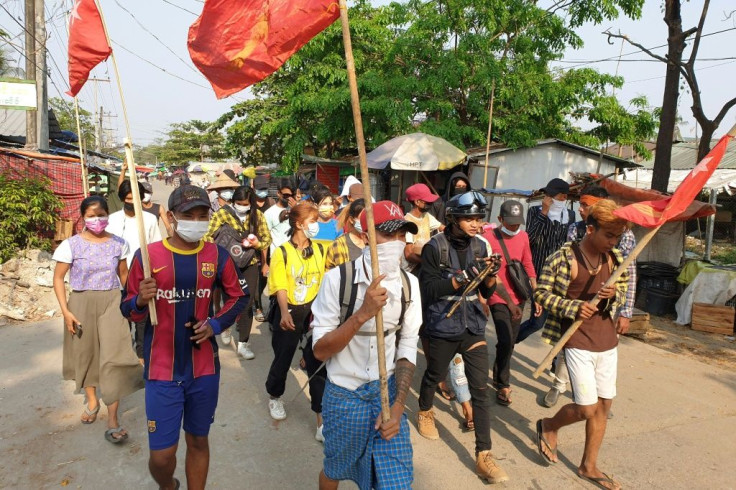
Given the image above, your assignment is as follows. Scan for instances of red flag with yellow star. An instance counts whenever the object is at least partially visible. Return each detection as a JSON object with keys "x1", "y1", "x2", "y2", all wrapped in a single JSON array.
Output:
[
  {"x1": 188, "y1": 0, "x2": 339, "y2": 99},
  {"x1": 66, "y1": 0, "x2": 112, "y2": 97},
  {"x1": 614, "y1": 133, "x2": 733, "y2": 227}
]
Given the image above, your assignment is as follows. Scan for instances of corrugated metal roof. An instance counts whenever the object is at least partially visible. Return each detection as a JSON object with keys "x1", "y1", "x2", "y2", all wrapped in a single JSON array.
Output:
[
  {"x1": 638, "y1": 141, "x2": 736, "y2": 170},
  {"x1": 0, "y1": 109, "x2": 26, "y2": 138}
]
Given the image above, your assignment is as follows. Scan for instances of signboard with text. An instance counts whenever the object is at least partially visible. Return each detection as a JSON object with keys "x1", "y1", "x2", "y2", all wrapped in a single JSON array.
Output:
[{"x1": 0, "y1": 78, "x2": 37, "y2": 110}]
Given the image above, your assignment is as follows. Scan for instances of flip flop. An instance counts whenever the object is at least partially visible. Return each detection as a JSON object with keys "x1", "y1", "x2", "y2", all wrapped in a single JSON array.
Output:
[
  {"x1": 436, "y1": 385, "x2": 456, "y2": 401},
  {"x1": 462, "y1": 420, "x2": 474, "y2": 432},
  {"x1": 535, "y1": 419, "x2": 557, "y2": 465},
  {"x1": 578, "y1": 472, "x2": 621, "y2": 490},
  {"x1": 104, "y1": 427, "x2": 129, "y2": 444},
  {"x1": 81, "y1": 404, "x2": 100, "y2": 424},
  {"x1": 496, "y1": 388, "x2": 512, "y2": 406}
]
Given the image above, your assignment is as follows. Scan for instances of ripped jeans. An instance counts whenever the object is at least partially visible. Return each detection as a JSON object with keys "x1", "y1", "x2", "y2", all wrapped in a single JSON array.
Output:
[{"x1": 418, "y1": 330, "x2": 492, "y2": 454}]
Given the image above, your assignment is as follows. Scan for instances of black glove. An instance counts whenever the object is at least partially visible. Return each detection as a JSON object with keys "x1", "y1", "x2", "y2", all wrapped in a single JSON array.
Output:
[
  {"x1": 488, "y1": 255, "x2": 502, "y2": 276},
  {"x1": 463, "y1": 259, "x2": 489, "y2": 282}
]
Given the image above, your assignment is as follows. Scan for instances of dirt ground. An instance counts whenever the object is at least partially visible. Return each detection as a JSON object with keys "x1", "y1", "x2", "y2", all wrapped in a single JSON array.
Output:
[{"x1": 633, "y1": 314, "x2": 736, "y2": 370}]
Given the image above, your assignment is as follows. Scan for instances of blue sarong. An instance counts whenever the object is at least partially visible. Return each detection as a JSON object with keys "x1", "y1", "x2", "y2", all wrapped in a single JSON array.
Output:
[{"x1": 322, "y1": 376, "x2": 413, "y2": 490}]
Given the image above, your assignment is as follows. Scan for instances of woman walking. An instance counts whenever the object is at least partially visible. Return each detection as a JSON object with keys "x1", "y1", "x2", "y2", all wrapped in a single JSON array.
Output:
[
  {"x1": 52, "y1": 196, "x2": 143, "y2": 444},
  {"x1": 265, "y1": 202, "x2": 328, "y2": 442},
  {"x1": 204, "y1": 185, "x2": 271, "y2": 359}
]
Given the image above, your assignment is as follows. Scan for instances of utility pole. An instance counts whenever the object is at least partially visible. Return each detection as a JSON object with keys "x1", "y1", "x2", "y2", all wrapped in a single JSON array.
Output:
[
  {"x1": 97, "y1": 105, "x2": 103, "y2": 151},
  {"x1": 34, "y1": 0, "x2": 48, "y2": 150},
  {"x1": 24, "y1": 0, "x2": 37, "y2": 149}
]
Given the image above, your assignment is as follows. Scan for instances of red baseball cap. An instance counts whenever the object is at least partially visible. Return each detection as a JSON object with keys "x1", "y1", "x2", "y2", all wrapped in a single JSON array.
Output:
[
  {"x1": 405, "y1": 183, "x2": 439, "y2": 203},
  {"x1": 360, "y1": 201, "x2": 419, "y2": 235}
]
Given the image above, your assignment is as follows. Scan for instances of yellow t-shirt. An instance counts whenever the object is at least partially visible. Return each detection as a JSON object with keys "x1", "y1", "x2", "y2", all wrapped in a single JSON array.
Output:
[{"x1": 268, "y1": 240, "x2": 326, "y2": 305}]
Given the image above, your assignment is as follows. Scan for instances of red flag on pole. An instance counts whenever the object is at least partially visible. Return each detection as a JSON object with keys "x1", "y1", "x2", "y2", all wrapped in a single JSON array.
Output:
[
  {"x1": 66, "y1": 0, "x2": 112, "y2": 97},
  {"x1": 187, "y1": 0, "x2": 339, "y2": 99},
  {"x1": 614, "y1": 134, "x2": 734, "y2": 227}
]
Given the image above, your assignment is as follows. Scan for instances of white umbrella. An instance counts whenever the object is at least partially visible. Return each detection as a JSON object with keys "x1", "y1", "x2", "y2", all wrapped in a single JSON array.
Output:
[{"x1": 366, "y1": 132, "x2": 467, "y2": 171}]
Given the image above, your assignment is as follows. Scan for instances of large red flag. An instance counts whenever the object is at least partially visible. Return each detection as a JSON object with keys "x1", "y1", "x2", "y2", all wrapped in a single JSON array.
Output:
[
  {"x1": 614, "y1": 133, "x2": 734, "y2": 227},
  {"x1": 188, "y1": 0, "x2": 339, "y2": 99},
  {"x1": 66, "y1": 0, "x2": 112, "y2": 97}
]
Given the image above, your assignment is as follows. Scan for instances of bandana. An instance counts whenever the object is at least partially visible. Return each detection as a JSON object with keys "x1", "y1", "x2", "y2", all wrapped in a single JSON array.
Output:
[{"x1": 580, "y1": 195, "x2": 603, "y2": 207}]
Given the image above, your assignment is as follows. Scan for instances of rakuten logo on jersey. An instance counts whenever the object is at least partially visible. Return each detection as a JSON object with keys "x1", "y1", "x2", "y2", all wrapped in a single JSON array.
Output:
[{"x1": 156, "y1": 288, "x2": 212, "y2": 303}]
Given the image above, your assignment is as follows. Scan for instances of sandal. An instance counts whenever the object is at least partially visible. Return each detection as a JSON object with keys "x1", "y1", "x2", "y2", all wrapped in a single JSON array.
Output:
[
  {"x1": 254, "y1": 309, "x2": 266, "y2": 322},
  {"x1": 462, "y1": 419, "x2": 475, "y2": 432},
  {"x1": 578, "y1": 471, "x2": 621, "y2": 489},
  {"x1": 104, "y1": 426, "x2": 129, "y2": 444},
  {"x1": 496, "y1": 388, "x2": 512, "y2": 406},
  {"x1": 536, "y1": 419, "x2": 557, "y2": 465},
  {"x1": 436, "y1": 384, "x2": 456, "y2": 401},
  {"x1": 81, "y1": 404, "x2": 100, "y2": 424}
]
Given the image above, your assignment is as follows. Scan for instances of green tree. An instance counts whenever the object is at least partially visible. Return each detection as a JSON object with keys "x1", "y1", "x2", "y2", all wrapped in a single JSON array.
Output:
[
  {"x1": 49, "y1": 97, "x2": 95, "y2": 151},
  {"x1": 154, "y1": 120, "x2": 227, "y2": 165}
]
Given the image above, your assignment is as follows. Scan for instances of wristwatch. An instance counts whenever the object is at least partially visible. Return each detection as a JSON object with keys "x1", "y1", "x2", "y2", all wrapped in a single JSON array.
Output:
[{"x1": 453, "y1": 271, "x2": 469, "y2": 286}]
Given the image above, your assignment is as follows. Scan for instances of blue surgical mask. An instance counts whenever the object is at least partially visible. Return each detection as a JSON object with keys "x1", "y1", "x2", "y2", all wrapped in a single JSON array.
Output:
[
  {"x1": 255, "y1": 190, "x2": 269, "y2": 199},
  {"x1": 501, "y1": 226, "x2": 520, "y2": 236},
  {"x1": 304, "y1": 222, "x2": 320, "y2": 238},
  {"x1": 219, "y1": 190, "x2": 234, "y2": 201}
]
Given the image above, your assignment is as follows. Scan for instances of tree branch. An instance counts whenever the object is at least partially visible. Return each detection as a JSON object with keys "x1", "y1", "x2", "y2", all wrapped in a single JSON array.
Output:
[
  {"x1": 603, "y1": 30, "x2": 668, "y2": 63},
  {"x1": 713, "y1": 96, "x2": 736, "y2": 128},
  {"x1": 686, "y1": 0, "x2": 710, "y2": 67}
]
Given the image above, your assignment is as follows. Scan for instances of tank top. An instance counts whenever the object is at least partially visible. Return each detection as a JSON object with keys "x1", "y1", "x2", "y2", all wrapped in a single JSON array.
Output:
[
  {"x1": 143, "y1": 203, "x2": 161, "y2": 219},
  {"x1": 562, "y1": 243, "x2": 618, "y2": 352}
]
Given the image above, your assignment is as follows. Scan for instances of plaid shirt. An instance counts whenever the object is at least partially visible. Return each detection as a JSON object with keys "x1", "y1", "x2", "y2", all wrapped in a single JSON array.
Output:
[
  {"x1": 567, "y1": 222, "x2": 637, "y2": 318},
  {"x1": 325, "y1": 234, "x2": 351, "y2": 271},
  {"x1": 203, "y1": 206, "x2": 271, "y2": 266},
  {"x1": 535, "y1": 242, "x2": 629, "y2": 344}
]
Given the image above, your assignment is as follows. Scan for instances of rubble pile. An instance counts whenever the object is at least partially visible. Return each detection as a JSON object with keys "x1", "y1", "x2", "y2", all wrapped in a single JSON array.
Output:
[{"x1": 0, "y1": 250, "x2": 60, "y2": 323}]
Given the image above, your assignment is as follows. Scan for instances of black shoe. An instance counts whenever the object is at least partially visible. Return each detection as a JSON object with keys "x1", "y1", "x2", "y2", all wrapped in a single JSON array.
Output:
[{"x1": 543, "y1": 387, "x2": 560, "y2": 408}]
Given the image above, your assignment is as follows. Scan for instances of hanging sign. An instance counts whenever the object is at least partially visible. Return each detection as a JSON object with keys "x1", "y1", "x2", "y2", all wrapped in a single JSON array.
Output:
[{"x1": 0, "y1": 78, "x2": 37, "y2": 110}]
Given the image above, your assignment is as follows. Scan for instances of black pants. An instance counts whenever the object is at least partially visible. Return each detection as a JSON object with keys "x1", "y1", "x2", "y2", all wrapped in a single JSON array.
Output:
[
  {"x1": 491, "y1": 302, "x2": 523, "y2": 389},
  {"x1": 134, "y1": 320, "x2": 146, "y2": 359},
  {"x1": 265, "y1": 305, "x2": 326, "y2": 413},
  {"x1": 418, "y1": 330, "x2": 492, "y2": 454},
  {"x1": 254, "y1": 260, "x2": 268, "y2": 311},
  {"x1": 235, "y1": 263, "x2": 259, "y2": 343}
]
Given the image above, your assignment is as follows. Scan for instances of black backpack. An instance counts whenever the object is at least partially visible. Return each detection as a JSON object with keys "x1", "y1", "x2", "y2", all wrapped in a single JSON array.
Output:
[
  {"x1": 433, "y1": 232, "x2": 485, "y2": 270},
  {"x1": 212, "y1": 206, "x2": 256, "y2": 268}
]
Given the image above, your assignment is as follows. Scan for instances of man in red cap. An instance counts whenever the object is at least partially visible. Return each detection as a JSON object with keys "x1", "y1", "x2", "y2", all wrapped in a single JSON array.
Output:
[
  {"x1": 312, "y1": 200, "x2": 422, "y2": 490},
  {"x1": 404, "y1": 183, "x2": 445, "y2": 275}
]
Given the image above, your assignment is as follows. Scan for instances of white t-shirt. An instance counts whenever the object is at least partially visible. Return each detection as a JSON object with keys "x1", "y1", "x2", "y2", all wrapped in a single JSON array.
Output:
[
  {"x1": 264, "y1": 203, "x2": 287, "y2": 231},
  {"x1": 107, "y1": 210, "x2": 162, "y2": 266}
]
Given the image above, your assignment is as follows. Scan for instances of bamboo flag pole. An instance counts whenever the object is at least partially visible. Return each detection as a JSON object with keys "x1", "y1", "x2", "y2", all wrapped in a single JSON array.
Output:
[
  {"x1": 93, "y1": 0, "x2": 158, "y2": 325},
  {"x1": 532, "y1": 225, "x2": 662, "y2": 378},
  {"x1": 73, "y1": 97, "x2": 89, "y2": 197},
  {"x1": 482, "y1": 80, "x2": 496, "y2": 189},
  {"x1": 338, "y1": 0, "x2": 390, "y2": 422}
]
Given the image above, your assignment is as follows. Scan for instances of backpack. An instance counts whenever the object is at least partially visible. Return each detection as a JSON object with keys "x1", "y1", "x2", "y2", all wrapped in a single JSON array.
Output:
[
  {"x1": 212, "y1": 206, "x2": 256, "y2": 269},
  {"x1": 338, "y1": 260, "x2": 412, "y2": 336},
  {"x1": 433, "y1": 232, "x2": 485, "y2": 271},
  {"x1": 494, "y1": 229, "x2": 535, "y2": 300}
]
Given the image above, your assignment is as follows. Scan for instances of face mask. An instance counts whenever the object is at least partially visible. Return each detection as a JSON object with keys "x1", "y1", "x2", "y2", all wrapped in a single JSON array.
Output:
[
  {"x1": 255, "y1": 190, "x2": 269, "y2": 199},
  {"x1": 174, "y1": 217, "x2": 209, "y2": 243},
  {"x1": 304, "y1": 221, "x2": 320, "y2": 239},
  {"x1": 142, "y1": 193, "x2": 152, "y2": 203},
  {"x1": 319, "y1": 205, "x2": 334, "y2": 218},
  {"x1": 233, "y1": 204, "x2": 250, "y2": 214},
  {"x1": 364, "y1": 240, "x2": 405, "y2": 281},
  {"x1": 123, "y1": 202, "x2": 135, "y2": 213},
  {"x1": 85, "y1": 217, "x2": 108, "y2": 234},
  {"x1": 279, "y1": 197, "x2": 289, "y2": 207},
  {"x1": 501, "y1": 225, "x2": 520, "y2": 236},
  {"x1": 549, "y1": 199, "x2": 569, "y2": 224},
  {"x1": 219, "y1": 190, "x2": 234, "y2": 201},
  {"x1": 353, "y1": 219, "x2": 363, "y2": 233},
  {"x1": 451, "y1": 186, "x2": 467, "y2": 197}
]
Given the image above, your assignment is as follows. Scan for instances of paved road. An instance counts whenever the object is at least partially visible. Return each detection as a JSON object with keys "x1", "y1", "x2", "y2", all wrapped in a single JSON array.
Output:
[{"x1": 1, "y1": 315, "x2": 734, "y2": 489}]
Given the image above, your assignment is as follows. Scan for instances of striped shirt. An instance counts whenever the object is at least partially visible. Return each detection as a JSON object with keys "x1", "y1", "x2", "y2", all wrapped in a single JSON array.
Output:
[{"x1": 526, "y1": 205, "x2": 575, "y2": 276}]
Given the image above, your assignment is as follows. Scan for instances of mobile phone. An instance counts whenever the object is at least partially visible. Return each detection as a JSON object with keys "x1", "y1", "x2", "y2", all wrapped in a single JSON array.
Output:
[{"x1": 75, "y1": 323, "x2": 83, "y2": 338}]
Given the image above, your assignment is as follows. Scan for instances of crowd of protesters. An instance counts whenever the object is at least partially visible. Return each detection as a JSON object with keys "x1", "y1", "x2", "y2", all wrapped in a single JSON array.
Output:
[{"x1": 51, "y1": 168, "x2": 632, "y2": 490}]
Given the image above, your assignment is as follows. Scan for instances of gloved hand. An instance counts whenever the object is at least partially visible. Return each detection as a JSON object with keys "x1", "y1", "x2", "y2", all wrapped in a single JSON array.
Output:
[{"x1": 463, "y1": 259, "x2": 490, "y2": 282}]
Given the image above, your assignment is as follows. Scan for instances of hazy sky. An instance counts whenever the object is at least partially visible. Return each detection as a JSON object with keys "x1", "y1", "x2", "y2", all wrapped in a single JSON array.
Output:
[{"x1": 1, "y1": 0, "x2": 734, "y2": 147}]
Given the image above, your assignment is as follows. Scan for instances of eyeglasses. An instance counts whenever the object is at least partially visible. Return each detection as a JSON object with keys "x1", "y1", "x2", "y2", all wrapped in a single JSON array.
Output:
[{"x1": 454, "y1": 191, "x2": 487, "y2": 207}]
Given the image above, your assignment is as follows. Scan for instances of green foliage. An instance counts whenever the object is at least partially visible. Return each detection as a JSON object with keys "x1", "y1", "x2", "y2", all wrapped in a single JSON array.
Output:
[
  {"x1": 143, "y1": 120, "x2": 227, "y2": 166},
  {"x1": 49, "y1": 97, "x2": 96, "y2": 151},
  {"x1": 0, "y1": 173, "x2": 61, "y2": 262}
]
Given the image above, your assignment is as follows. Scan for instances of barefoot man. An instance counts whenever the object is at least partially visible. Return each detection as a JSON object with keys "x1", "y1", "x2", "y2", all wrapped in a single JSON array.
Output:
[{"x1": 534, "y1": 199, "x2": 629, "y2": 490}]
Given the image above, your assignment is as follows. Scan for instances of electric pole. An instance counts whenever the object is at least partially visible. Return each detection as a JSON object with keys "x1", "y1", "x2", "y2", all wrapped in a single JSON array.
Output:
[
  {"x1": 24, "y1": 0, "x2": 37, "y2": 149},
  {"x1": 34, "y1": 0, "x2": 48, "y2": 150}
]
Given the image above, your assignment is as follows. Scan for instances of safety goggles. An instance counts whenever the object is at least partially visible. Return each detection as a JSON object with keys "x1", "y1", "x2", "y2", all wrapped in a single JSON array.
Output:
[{"x1": 454, "y1": 191, "x2": 487, "y2": 207}]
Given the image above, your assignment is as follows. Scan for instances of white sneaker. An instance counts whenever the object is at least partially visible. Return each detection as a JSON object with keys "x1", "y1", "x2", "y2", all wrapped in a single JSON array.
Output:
[
  {"x1": 220, "y1": 329, "x2": 232, "y2": 346},
  {"x1": 237, "y1": 341, "x2": 255, "y2": 360},
  {"x1": 315, "y1": 425, "x2": 324, "y2": 443},
  {"x1": 269, "y1": 398, "x2": 286, "y2": 420}
]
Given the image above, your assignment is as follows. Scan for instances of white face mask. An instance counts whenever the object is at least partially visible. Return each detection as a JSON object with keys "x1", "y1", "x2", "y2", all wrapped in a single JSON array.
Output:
[
  {"x1": 353, "y1": 219, "x2": 363, "y2": 233},
  {"x1": 233, "y1": 204, "x2": 250, "y2": 214},
  {"x1": 501, "y1": 225, "x2": 520, "y2": 236},
  {"x1": 142, "y1": 193, "x2": 152, "y2": 203},
  {"x1": 304, "y1": 221, "x2": 320, "y2": 239},
  {"x1": 219, "y1": 190, "x2": 234, "y2": 201},
  {"x1": 363, "y1": 240, "x2": 405, "y2": 281},
  {"x1": 174, "y1": 217, "x2": 209, "y2": 243},
  {"x1": 549, "y1": 199, "x2": 569, "y2": 224}
]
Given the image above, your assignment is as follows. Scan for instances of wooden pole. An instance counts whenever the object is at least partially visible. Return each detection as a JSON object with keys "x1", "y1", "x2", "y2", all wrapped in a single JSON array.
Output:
[
  {"x1": 481, "y1": 80, "x2": 496, "y2": 189},
  {"x1": 532, "y1": 225, "x2": 661, "y2": 378},
  {"x1": 94, "y1": 0, "x2": 158, "y2": 325},
  {"x1": 73, "y1": 97, "x2": 89, "y2": 197},
  {"x1": 338, "y1": 0, "x2": 390, "y2": 422}
]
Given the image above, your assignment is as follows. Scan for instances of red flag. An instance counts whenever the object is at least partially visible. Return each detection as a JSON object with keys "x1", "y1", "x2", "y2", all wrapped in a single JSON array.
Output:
[
  {"x1": 66, "y1": 0, "x2": 112, "y2": 97},
  {"x1": 614, "y1": 134, "x2": 733, "y2": 227},
  {"x1": 188, "y1": 0, "x2": 339, "y2": 99}
]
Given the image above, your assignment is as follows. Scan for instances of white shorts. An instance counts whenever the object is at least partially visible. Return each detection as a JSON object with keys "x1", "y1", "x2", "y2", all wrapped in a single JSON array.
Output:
[{"x1": 564, "y1": 347, "x2": 617, "y2": 406}]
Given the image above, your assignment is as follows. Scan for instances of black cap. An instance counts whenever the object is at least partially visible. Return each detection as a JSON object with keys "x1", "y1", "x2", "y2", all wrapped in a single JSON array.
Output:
[
  {"x1": 542, "y1": 178, "x2": 569, "y2": 196},
  {"x1": 499, "y1": 200, "x2": 525, "y2": 225},
  {"x1": 141, "y1": 182, "x2": 153, "y2": 193},
  {"x1": 168, "y1": 185, "x2": 211, "y2": 213}
]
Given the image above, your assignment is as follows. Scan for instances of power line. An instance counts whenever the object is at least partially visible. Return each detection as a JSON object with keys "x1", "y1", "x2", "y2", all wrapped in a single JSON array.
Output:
[
  {"x1": 159, "y1": 0, "x2": 199, "y2": 16},
  {"x1": 557, "y1": 56, "x2": 736, "y2": 63}
]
